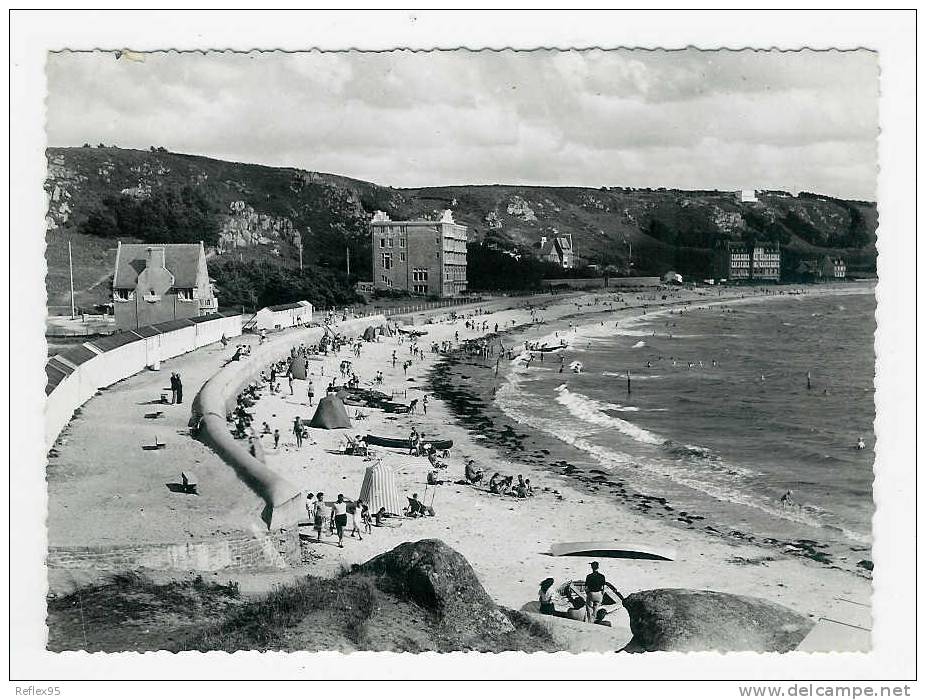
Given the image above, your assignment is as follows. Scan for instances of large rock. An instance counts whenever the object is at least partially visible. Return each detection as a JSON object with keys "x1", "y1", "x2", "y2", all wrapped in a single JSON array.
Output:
[
  {"x1": 360, "y1": 539, "x2": 514, "y2": 639},
  {"x1": 622, "y1": 589, "x2": 813, "y2": 653}
]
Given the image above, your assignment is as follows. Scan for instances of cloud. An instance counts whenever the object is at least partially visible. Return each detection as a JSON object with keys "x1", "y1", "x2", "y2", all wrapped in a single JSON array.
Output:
[{"x1": 45, "y1": 48, "x2": 878, "y2": 199}]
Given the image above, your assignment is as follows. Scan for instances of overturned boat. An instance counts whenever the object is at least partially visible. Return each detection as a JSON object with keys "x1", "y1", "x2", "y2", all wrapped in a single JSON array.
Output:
[{"x1": 549, "y1": 540, "x2": 676, "y2": 561}]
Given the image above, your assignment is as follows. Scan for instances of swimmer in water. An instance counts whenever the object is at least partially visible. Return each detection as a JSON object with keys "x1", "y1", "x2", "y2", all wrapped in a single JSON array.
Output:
[
  {"x1": 856, "y1": 437, "x2": 866, "y2": 450},
  {"x1": 779, "y1": 489, "x2": 795, "y2": 507}
]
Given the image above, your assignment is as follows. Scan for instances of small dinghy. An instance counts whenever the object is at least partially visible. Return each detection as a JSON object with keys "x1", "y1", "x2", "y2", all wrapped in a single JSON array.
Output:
[
  {"x1": 550, "y1": 540, "x2": 676, "y2": 561},
  {"x1": 363, "y1": 434, "x2": 454, "y2": 451}
]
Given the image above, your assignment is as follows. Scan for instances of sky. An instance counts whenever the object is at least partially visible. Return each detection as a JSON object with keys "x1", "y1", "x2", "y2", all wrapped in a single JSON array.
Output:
[{"x1": 46, "y1": 49, "x2": 879, "y2": 200}]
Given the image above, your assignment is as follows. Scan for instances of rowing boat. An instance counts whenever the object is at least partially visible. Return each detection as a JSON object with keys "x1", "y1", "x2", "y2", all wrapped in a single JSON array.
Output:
[
  {"x1": 364, "y1": 434, "x2": 454, "y2": 450},
  {"x1": 549, "y1": 540, "x2": 676, "y2": 561}
]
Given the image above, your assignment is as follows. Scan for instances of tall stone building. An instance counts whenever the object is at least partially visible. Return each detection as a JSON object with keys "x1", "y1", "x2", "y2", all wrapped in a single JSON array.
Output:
[
  {"x1": 370, "y1": 210, "x2": 468, "y2": 298},
  {"x1": 715, "y1": 240, "x2": 781, "y2": 282}
]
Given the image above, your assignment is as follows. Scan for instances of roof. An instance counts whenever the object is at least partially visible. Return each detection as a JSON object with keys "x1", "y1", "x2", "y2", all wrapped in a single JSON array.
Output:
[
  {"x1": 113, "y1": 242, "x2": 204, "y2": 289},
  {"x1": 86, "y1": 331, "x2": 144, "y2": 353},
  {"x1": 150, "y1": 319, "x2": 195, "y2": 334},
  {"x1": 56, "y1": 344, "x2": 100, "y2": 367},
  {"x1": 190, "y1": 313, "x2": 225, "y2": 324},
  {"x1": 45, "y1": 357, "x2": 76, "y2": 395},
  {"x1": 131, "y1": 325, "x2": 162, "y2": 338},
  {"x1": 268, "y1": 302, "x2": 304, "y2": 312}
]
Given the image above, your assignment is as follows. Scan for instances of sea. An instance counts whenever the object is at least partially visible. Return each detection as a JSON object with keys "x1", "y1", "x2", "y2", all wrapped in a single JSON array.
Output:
[{"x1": 437, "y1": 287, "x2": 877, "y2": 572}]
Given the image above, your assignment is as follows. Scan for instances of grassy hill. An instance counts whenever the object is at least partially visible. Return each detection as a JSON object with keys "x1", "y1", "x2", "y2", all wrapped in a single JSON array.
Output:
[{"x1": 45, "y1": 146, "x2": 878, "y2": 310}]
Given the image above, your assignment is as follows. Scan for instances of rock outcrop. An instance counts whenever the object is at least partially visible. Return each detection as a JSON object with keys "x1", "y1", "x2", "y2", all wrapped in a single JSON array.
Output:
[
  {"x1": 622, "y1": 588, "x2": 814, "y2": 652},
  {"x1": 360, "y1": 539, "x2": 514, "y2": 639}
]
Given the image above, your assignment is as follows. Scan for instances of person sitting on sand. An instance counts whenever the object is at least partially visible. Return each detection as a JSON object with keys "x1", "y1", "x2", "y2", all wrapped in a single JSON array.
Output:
[
  {"x1": 524, "y1": 478, "x2": 534, "y2": 497},
  {"x1": 427, "y1": 469, "x2": 444, "y2": 486},
  {"x1": 499, "y1": 475, "x2": 515, "y2": 495},
  {"x1": 407, "y1": 493, "x2": 426, "y2": 517},
  {"x1": 375, "y1": 506, "x2": 386, "y2": 527},
  {"x1": 515, "y1": 475, "x2": 528, "y2": 498},
  {"x1": 488, "y1": 473, "x2": 502, "y2": 494},
  {"x1": 464, "y1": 459, "x2": 484, "y2": 485},
  {"x1": 538, "y1": 578, "x2": 556, "y2": 616},
  {"x1": 594, "y1": 608, "x2": 612, "y2": 627}
]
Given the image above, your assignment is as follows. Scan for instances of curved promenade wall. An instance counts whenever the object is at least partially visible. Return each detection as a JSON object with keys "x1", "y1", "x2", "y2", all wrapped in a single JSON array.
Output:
[{"x1": 190, "y1": 315, "x2": 387, "y2": 530}]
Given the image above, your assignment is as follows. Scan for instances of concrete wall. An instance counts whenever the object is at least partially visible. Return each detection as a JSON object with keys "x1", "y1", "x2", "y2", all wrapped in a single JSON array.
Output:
[
  {"x1": 47, "y1": 529, "x2": 300, "y2": 571},
  {"x1": 45, "y1": 314, "x2": 244, "y2": 450},
  {"x1": 544, "y1": 276, "x2": 662, "y2": 289},
  {"x1": 190, "y1": 315, "x2": 387, "y2": 530}
]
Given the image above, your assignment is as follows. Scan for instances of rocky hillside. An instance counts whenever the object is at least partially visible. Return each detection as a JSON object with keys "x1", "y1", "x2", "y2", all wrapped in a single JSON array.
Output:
[{"x1": 45, "y1": 146, "x2": 877, "y2": 308}]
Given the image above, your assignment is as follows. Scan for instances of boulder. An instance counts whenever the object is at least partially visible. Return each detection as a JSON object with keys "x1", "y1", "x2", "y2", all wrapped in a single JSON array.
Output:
[
  {"x1": 360, "y1": 539, "x2": 514, "y2": 639},
  {"x1": 622, "y1": 588, "x2": 813, "y2": 653}
]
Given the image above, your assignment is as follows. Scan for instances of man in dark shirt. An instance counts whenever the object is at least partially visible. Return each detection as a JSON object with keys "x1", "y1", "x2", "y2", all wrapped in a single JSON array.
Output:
[{"x1": 584, "y1": 561, "x2": 607, "y2": 623}]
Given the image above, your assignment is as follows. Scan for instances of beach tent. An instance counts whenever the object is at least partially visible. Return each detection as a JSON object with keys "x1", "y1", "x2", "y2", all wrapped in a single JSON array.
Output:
[
  {"x1": 358, "y1": 463, "x2": 404, "y2": 516},
  {"x1": 363, "y1": 326, "x2": 377, "y2": 342},
  {"x1": 309, "y1": 395, "x2": 352, "y2": 429},
  {"x1": 289, "y1": 355, "x2": 308, "y2": 380},
  {"x1": 378, "y1": 323, "x2": 394, "y2": 337}
]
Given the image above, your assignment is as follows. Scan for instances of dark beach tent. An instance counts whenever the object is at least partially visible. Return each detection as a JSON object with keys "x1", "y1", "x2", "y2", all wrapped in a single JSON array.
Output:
[
  {"x1": 289, "y1": 355, "x2": 308, "y2": 380},
  {"x1": 363, "y1": 326, "x2": 377, "y2": 342},
  {"x1": 309, "y1": 395, "x2": 352, "y2": 429}
]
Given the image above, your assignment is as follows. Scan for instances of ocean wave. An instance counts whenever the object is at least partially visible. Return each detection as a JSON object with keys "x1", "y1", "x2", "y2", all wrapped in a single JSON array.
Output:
[
  {"x1": 632, "y1": 340, "x2": 646, "y2": 349},
  {"x1": 554, "y1": 386, "x2": 664, "y2": 445},
  {"x1": 603, "y1": 372, "x2": 662, "y2": 380}
]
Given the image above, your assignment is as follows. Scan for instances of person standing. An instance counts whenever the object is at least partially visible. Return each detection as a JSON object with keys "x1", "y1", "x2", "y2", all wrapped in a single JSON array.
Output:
[
  {"x1": 422, "y1": 395, "x2": 429, "y2": 416},
  {"x1": 273, "y1": 428, "x2": 280, "y2": 450},
  {"x1": 584, "y1": 561, "x2": 607, "y2": 623},
  {"x1": 350, "y1": 498, "x2": 364, "y2": 541},
  {"x1": 332, "y1": 494, "x2": 348, "y2": 548},
  {"x1": 169, "y1": 373, "x2": 179, "y2": 404},
  {"x1": 288, "y1": 371, "x2": 294, "y2": 395},
  {"x1": 307, "y1": 379, "x2": 315, "y2": 406},
  {"x1": 313, "y1": 492, "x2": 328, "y2": 543},
  {"x1": 175, "y1": 373, "x2": 183, "y2": 404},
  {"x1": 293, "y1": 417, "x2": 303, "y2": 448}
]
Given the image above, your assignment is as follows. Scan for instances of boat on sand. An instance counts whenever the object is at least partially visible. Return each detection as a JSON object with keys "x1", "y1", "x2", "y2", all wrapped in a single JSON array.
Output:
[
  {"x1": 364, "y1": 434, "x2": 454, "y2": 451},
  {"x1": 549, "y1": 541, "x2": 676, "y2": 561}
]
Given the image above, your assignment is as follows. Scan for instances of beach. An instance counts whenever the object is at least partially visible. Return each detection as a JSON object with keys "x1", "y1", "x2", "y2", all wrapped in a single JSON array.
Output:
[
  {"x1": 244, "y1": 284, "x2": 873, "y2": 636},
  {"x1": 46, "y1": 284, "x2": 874, "y2": 647}
]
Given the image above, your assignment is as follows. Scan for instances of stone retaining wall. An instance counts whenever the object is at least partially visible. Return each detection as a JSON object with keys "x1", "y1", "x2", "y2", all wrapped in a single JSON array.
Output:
[{"x1": 47, "y1": 528, "x2": 301, "y2": 571}]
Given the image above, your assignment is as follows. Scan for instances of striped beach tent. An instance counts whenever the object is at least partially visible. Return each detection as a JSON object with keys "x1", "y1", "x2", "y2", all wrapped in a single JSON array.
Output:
[{"x1": 358, "y1": 463, "x2": 404, "y2": 516}]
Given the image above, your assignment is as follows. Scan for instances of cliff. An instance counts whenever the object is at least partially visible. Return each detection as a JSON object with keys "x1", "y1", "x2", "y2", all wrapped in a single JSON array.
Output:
[{"x1": 45, "y1": 146, "x2": 878, "y2": 309}]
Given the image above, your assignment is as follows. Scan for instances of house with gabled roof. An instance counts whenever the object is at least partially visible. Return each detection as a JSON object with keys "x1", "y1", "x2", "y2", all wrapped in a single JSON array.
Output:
[
  {"x1": 112, "y1": 241, "x2": 217, "y2": 330},
  {"x1": 538, "y1": 232, "x2": 575, "y2": 269}
]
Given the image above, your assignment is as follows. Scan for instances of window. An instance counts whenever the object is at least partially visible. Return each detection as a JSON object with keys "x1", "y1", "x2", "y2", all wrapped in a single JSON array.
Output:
[
  {"x1": 413, "y1": 284, "x2": 428, "y2": 294},
  {"x1": 380, "y1": 238, "x2": 386, "y2": 248},
  {"x1": 177, "y1": 288, "x2": 194, "y2": 301},
  {"x1": 399, "y1": 238, "x2": 406, "y2": 248},
  {"x1": 413, "y1": 268, "x2": 428, "y2": 282},
  {"x1": 388, "y1": 238, "x2": 394, "y2": 248},
  {"x1": 400, "y1": 252, "x2": 406, "y2": 262},
  {"x1": 113, "y1": 288, "x2": 134, "y2": 302},
  {"x1": 382, "y1": 252, "x2": 392, "y2": 270}
]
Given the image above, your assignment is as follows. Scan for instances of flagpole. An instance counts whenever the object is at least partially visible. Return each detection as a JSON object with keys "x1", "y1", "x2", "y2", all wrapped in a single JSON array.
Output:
[{"x1": 68, "y1": 240, "x2": 76, "y2": 318}]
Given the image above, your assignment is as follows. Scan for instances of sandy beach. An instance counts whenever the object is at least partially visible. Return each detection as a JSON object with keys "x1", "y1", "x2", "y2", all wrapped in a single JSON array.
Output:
[{"x1": 245, "y1": 285, "x2": 872, "y2": 636}]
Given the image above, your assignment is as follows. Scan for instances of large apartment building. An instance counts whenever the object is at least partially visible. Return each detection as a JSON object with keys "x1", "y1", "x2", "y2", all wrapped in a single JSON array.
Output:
[
  {"x1": 715, "y1": 240, "x2": 781, "y2": 282},
  {"x1": 370, "y1": 210, "x2": 468, "y2": 298}
]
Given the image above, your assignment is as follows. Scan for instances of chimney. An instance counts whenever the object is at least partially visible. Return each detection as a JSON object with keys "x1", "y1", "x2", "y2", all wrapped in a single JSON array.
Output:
[
  {"x1": 146, "y1": 246, "x2": 166, "y2": 270},
  {"x1": 540, "y1": 236, "x2": 547, "y2": 247}
]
